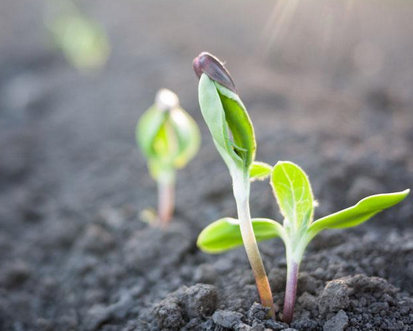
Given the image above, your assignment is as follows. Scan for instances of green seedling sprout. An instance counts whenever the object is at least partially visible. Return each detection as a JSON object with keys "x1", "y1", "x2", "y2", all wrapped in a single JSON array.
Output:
[
  {"x1": 193, "y1": 52, "x2": 275, "y2": 317},
  {"x1": 137, "y1": 89, "x2": 200, "y2": 227},
  {"x1": 198, "y1": 160, "x2": 409, "y2": 323},
  {"x1": 47, "y1": 0, "x2": 110, "y2": 71}
]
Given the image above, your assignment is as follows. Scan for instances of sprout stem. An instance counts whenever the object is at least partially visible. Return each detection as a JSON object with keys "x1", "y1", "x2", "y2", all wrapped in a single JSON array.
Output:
[
  {"x1": 157, "y1": 175, "x2": 175, "y2": 228},
  {"x1": 234, "y1": 175, "x2": 275, "y2": 318},
  {"x1": 283, "y1": 258, "x2": 299, "y2": 323}
]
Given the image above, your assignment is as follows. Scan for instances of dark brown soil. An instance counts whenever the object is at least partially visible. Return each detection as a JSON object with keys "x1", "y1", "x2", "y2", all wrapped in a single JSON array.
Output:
[{"x1": 1, "y1": 1, "x2": 413, "y2": 330}]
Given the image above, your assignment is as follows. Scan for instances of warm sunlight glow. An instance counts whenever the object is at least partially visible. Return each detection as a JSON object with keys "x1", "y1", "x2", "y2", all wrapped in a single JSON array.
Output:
[
  {"x1": 258, "y1": 0, "x2": 358, "y2": 57},
  {"x1": 260, "y1": 0, "x2": 301, "y2": 55}
]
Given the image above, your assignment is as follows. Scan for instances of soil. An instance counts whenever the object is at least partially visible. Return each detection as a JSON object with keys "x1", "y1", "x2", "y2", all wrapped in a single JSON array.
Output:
[{"x1": 1, "y1": 0, "x2": 413, "y2": 330}]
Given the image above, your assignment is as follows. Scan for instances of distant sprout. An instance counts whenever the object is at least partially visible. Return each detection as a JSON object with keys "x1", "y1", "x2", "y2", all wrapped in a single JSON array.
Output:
[
  {"x1": 193, "y1": 52, "x2": 275, "y2": 317},
  {"x1": 137, "y1": 89, "x2": 200, "y2": 227},
  {"x1": 198, "y1": 160, "x2": 409, "y2": 323},
  {"x1": 47, "y1": 0, "x2": 110, "y2": 71}
]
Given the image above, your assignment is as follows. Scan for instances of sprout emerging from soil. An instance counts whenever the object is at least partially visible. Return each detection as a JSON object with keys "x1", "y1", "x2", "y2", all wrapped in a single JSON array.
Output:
[
  {"x1": 193, "y1": 52, "x2": 275, "y2": 317},
  {"x1": 198, "y1": 160, "x2": 409, "y2": 323},
  {"x1": 137, "y1": 89, "x2": 200, "y2": 227}
]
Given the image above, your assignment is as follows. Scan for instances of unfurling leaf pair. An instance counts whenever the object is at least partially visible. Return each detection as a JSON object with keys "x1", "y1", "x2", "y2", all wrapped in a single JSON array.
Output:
[
  {"x1": 137, "y1": 89, "x2": 200, "y2": 226},
  {"x1": 194, "y1": 55, "x2": 254, "y2": 179},
  {"x1": 194, "y1": 52, "x2": 409, "y2": 323}
]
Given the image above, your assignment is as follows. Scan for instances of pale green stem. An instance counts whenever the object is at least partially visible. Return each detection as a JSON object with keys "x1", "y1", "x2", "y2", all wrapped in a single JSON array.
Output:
[
  {"x1": 157, "y1": 172, "x2": 175, "y2": 228},
  {"x1": 233, "y1": 172, "x2": 275, "y2": 318}
]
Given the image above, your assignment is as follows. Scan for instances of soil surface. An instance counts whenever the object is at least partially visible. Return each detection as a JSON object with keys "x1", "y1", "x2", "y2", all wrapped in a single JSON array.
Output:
[{"x1": 1, "y1": 1, "x2": 413, "y2": 330}]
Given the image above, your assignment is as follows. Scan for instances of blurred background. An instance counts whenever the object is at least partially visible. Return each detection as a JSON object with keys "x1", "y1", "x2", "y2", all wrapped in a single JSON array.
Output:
[
  {"x1": 1, "y1": 0, "x2": 412, "y2": 208},
  {"x1": 1, "y1": 0, "x2": 413, "y2": 329}
]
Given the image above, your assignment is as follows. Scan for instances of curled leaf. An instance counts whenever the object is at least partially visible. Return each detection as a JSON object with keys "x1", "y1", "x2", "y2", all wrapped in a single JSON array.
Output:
[{"x1": 197, "y1": 65, "x2": 256, "y2": 176}]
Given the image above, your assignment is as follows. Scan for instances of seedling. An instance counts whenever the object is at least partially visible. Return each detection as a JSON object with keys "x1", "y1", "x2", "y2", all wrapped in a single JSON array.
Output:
[
  {"x1": 136, "y1": 89, "x2": 200, "y2": 227},
  {"x1": 198, "y1": 160, "x2": 409, "y2": 323},
  {"x1": 193, "y1": 52, "x2": 275, "y2": 316},
  {"x1": 47, "y1": 0, "x2": 110, "y2": 71}
]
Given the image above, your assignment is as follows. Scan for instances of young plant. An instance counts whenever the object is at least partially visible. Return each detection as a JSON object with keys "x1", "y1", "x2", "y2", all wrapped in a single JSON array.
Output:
[
  {"x1": 47, "y1": 0, "x2": 110, "y2": 71},
  {"x1": 193, "y1": 52, "x2": 275, "y2": 316},
  {"x1": 137, "y1": 89, "x2": 200, "y2": 227},
  {"x1": 198, "y1": 160, "x2": 409, "y2": 323}
]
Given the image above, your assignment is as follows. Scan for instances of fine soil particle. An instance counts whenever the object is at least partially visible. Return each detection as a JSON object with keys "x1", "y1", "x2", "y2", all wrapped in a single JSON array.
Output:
[{"x1": 1, "y1": 1, "x2": 413, "y2": 331}]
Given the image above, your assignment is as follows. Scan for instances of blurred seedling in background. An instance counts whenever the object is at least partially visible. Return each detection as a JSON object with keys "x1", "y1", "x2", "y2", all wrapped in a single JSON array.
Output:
[
  {"x1": 45, "y1": 0, "x2": 110, "y2": 71},
  {"x1": 198, "y1": 161, "x2": 409, "y2": 323},
  {"x1": 193, "y1": 52, "x2": 276, "y2": 317},
  {"x1": 137, "y1": 89, "x2": 200, "y2": 228}
]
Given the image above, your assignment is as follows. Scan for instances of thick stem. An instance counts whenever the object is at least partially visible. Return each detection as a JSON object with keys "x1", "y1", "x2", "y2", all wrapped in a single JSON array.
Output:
[
  {"x1": 157, "y1": 175, "x2": 175, "y2": 228},
  {"x1": 234, "y1": 175, "x2": 275, "y2": 318},
  {"x1": 283, "y1": 259, "x2": 299, "y2": 323}
]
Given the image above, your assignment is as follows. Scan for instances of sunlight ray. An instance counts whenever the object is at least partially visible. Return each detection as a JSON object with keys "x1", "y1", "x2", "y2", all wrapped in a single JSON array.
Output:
[{"x1": 259, "y1": 0, "x2": 301, "y2": 56}]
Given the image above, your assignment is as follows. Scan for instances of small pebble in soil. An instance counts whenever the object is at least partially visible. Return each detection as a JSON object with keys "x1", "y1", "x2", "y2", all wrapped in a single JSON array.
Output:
[
  {"x1": 247, "y1": 302, "x2": 269, "y2": 321},
  {"x1": 153, "y1": 296, "x2": 184, "y2": 330},
  {"x1": 153, "y1": 284, "x2": 218, "y2": 330},
  {"x1": 291, "y1": 316, "x2": 318, "y2": 331},
  {"x1": 212, "y1": 310, "x2": 244, "y2": 329},
  {"x1": 318, "y1": 279, "x2": 350, "y2": 314},
  {"x1": 181, "y1": 284, "x2": 218, "y2": 318},
  {"x1": 323, "y1": 310, "x2": 349, "y2": 331}
]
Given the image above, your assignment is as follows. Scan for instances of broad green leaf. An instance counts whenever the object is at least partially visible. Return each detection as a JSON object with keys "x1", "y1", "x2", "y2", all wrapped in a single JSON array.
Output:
[
  {"x1": 271, "y1": 161, "x2": 314, "y2": 232},
  {"x1": 308, "y1": 189, "x2": 410, "y2": 236},
  {"x1": 197, "y1": 217, "x2": 285, "y2": 254},
  {"x1": 250, "y1": 162, "x2": 273, "y2": 181},
  {"x1": 198, "y1": 74, "x2": 255, "y2": 175}
]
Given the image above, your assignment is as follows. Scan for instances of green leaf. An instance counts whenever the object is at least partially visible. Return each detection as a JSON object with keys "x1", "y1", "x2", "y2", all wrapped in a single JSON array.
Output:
[
  {"x1": 136, "y1": 105, "x2": 168, "y2": 160},
  {"x1": 271, "y1": 161, "x2": 315, "y2": 232},
  {"x1": 169, "y1": 108, "x2": 201, "y2": 169},
  {"x1": 136, "y1": 91, "x2": 200, "y2": 181},
  {"x1": 308, "y1": 189, "x2": 410, "y2": 236},
  {"x1": 250, "y1": 162, "x2": 273, "y2": 182},
  {"x1": 50, "y1": 14, "x2": 110, "y2": 70},
  {"x1": 197, "y1": 217, "x2": 285, "y2": 254},
  {"x1": 198, "y1": 74, "x2": 256, "y2": 175}
]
